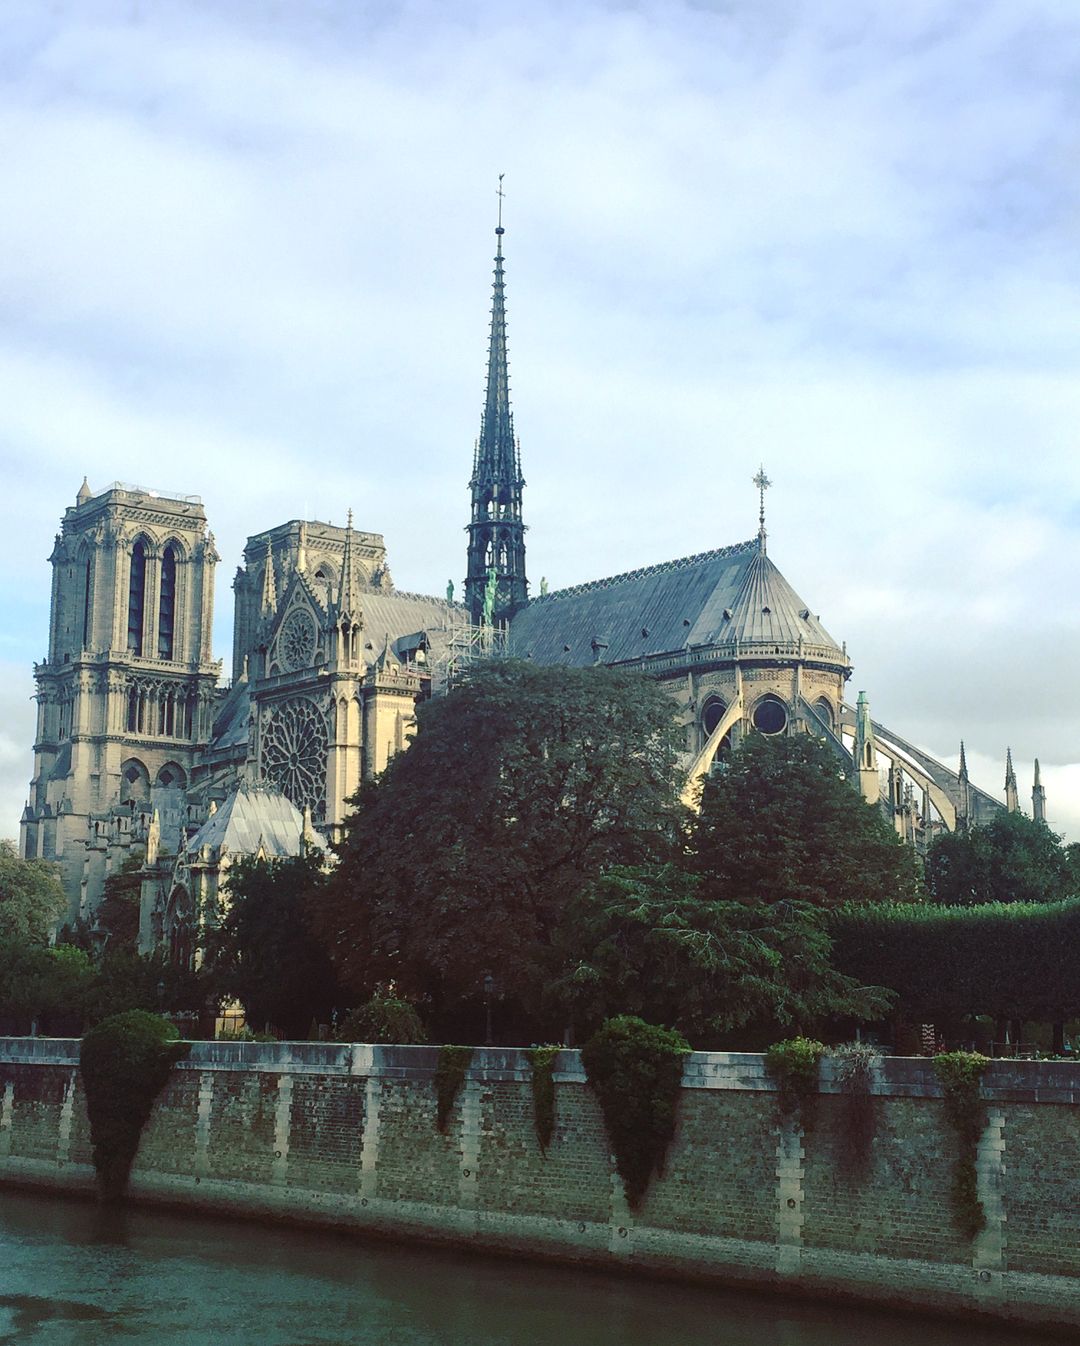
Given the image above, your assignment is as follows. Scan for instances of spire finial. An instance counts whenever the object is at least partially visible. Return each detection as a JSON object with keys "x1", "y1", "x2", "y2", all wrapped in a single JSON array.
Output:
[
  {"x1": 496, "y1": 172, "x2": 506, "y2": 236},
  {"x1": 1033, "y1": 757, "x2": 1047, "y2": 823},
  {"x1": 338, "y1": 508, "x2": 358, "y2": 617},
  {"x1": 753, "y1": 465, "x2": 771, "y2": 553}
]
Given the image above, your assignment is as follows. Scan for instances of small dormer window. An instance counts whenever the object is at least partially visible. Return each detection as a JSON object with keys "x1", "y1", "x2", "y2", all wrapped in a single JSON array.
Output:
[
  {"x1": 799, "y1": 608, "x2": 810, "y2": 620},
  {"x1": 641, "y1": 627, "x2": 649, "y2": 638},
  {"x1": 762, "y1": 605, "x2": 771, "y2": 615},
  {"x1": 722, "y1": 608, "x2": 733, "y2": 620}
]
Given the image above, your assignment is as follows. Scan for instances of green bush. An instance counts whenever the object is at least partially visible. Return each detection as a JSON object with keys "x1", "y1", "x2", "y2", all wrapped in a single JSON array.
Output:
[
  {"x1": 528, "y1": 1045, "x2": 560, "y2": 1154},
  {"x1": 434, "y1": 1045, "x2": 474, "y2": 1133},
  {"x1": 581, "y1": 1016, "x2": 691, "y2": 1209},
  {"x1": 766, "y1": 1037, "x2": 825, "y2": 1131},
  {"x1": 934, "y1": 1050, "x2": 988, "y2": 1239},
  {"x1": 80, "y1": 1010, "x2": 190, "y2": 1201},
  {"x1": 334, "y1": 994, "x2": 427, "y2": 1044}
]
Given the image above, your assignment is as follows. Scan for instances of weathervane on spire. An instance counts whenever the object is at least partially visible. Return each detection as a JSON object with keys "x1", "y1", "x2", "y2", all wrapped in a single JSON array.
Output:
[
  {"x1": 753, "y1": 465, "x2": 772, "y2": 553},
  {"x1": 496, "y1": 173, "x2": 506, "y2": 234}
]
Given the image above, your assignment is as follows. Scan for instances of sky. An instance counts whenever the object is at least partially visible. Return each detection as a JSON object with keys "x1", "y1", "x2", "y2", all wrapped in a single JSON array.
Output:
[{"x1": 2, "y1": 0, "x2": 1080, "y2": 839}]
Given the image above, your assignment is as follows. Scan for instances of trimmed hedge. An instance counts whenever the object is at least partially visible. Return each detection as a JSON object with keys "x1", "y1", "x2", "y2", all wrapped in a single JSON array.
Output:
[{"x1": 830, "y1": 899, "x2": 1080, "y2": 1022}]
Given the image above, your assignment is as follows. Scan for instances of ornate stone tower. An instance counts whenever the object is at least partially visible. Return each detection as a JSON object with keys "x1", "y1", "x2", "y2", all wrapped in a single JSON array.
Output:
[
  {"x1": 21, "y1": 481, "x2": 221, "y2": 922},
  {"x1": 465, "y1": 191, "x2": 528, "y2": 626}
]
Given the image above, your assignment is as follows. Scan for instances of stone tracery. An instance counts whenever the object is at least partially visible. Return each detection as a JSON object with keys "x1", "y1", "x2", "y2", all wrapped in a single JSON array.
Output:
[{"x1": 260, "y1": 696, "x2": 328, "y2": 820}]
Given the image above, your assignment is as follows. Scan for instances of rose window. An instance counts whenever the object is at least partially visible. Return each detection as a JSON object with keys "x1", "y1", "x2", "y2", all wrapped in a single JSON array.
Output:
[
  {"x1": 280, "y1": 610, "x2": 317, "y2": 672},
  {"x1": 261, "y1": 697, "x2": 328, "y2": 819}
]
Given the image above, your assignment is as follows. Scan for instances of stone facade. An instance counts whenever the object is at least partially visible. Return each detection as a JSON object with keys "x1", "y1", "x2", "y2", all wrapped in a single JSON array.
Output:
[
  {"x1": 20, "y1": 225, "x2": 1022, "y2": 947},
  {"x1": 2, "y1": 1039, "x2": 1080, "y2": 1333},
  {"x1": 21, "y1": 484, "x2": 221, "y2": 925}
]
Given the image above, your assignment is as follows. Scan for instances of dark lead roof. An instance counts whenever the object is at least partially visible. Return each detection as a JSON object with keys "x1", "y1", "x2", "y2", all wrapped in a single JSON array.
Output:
[{"x1": 509, "y1": 540, "x2": 843, "y2": 667}]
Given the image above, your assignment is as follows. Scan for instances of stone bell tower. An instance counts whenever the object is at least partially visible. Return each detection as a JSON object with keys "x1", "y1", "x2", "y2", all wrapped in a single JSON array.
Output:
[{"x1": 21, "y1": 480, "x2": 221, "y2": 923}]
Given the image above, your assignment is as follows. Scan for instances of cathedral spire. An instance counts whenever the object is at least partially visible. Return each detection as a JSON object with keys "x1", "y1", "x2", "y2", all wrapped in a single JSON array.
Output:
[
  {"x1": 1033, "y1": 757, "x2": 1047, "y2": 824},
  {"x1": 1004, "y1": 747, "x2": 1018, "y2": 813},
  {"x1": 465, "y1": 177, "x2": 528, "y2": 627}
]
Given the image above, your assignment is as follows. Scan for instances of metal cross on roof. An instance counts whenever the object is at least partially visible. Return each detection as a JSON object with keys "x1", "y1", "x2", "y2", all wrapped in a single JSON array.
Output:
[{"x1": 753, "y1": 466, "x2": 771, "y2": 552}]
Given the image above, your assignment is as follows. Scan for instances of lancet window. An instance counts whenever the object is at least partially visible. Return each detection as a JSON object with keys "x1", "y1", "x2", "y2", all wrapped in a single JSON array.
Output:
[
  {"x1": 127, "y1": 539, "x2": 147, "y2": 656},
  {"x1": 158, "y1": 543, "x2": 178, "y2": 659}
]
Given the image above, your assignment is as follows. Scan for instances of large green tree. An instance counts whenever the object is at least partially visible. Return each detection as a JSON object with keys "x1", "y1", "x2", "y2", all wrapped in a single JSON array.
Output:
[
  {"x1": 207, "y1": 852, "x2": 338, "y2": 1039},
  {"x1": 0, "y1": 840, "x2": 66, "y2": 944},
  {"x1": 310, "y1": 661, "x2": 686, "y2": 1025},
  {"x1": 552, "y1": 863, "x2": 891, "y2": 1043},
  {"x1": 687, "y1": 734, "x2": 918, "y2": 907},
  {"x1": 924, "y1": 812, "x2": 1076, "y2": 906}
]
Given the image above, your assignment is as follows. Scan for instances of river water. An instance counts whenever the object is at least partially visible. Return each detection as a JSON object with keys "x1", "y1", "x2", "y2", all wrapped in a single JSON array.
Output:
[{"x1": 0, "y1": 1190, "x2": 1053, "y2": 1345}]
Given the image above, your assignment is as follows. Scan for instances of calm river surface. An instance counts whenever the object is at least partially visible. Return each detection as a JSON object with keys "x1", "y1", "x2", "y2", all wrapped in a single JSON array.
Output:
[{"x1": 0, "y1": 1190, "x2": 1054, "y2": 1346}]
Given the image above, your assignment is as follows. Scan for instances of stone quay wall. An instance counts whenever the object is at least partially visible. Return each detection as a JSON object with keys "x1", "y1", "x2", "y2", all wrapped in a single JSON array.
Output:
[{"x1": 2, "y1": 1038, "x2": 1079, "y2": 1333}]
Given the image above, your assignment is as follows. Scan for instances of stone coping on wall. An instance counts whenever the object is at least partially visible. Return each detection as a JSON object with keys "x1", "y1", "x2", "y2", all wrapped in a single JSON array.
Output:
[{"x1": 2, "y1": 1038, "x2": 1078, "y2": 1104}]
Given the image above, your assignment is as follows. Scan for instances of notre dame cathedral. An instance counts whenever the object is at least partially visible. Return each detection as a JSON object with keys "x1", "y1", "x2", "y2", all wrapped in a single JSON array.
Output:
[{"x1": 20, "y1": 220, "x2": 1042, "y2": 961}]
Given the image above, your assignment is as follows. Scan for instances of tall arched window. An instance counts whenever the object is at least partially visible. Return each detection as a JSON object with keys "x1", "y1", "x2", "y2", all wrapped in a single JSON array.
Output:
[
  {"x1": 127, "y1": 539, "x2": 147, "y2": 655},
  {"x1": 158, "y1": 543, "x2": 178, "y2": 659},
  {"x1": 81, "y1": 557, "x2": 92, "y2": 649}
]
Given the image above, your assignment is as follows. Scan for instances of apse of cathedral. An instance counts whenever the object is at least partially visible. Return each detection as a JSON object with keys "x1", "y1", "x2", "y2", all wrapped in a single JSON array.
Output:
[{"x1": 20, "y1": 216, "x2": 1040, "y2": 961}]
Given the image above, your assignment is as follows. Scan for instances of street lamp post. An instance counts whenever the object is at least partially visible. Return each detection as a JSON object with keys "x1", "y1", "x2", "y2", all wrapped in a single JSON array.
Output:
[{"x1": 483, "y1": 973, "x2": 495, "y2": 1047}]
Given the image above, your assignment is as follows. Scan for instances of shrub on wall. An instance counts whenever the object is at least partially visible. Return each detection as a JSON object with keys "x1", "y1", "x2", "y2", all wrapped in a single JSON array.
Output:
[
  {"x1": 766, "y1": 1037, "x2": 825, "y2": 1132},
  {"x1": 934, "y1": 1050, "x2": 988, "y2": 1239},
  {"x1": 581, "y1": 1015, "x2": 691, "y2": 1209},
  {"x1": 434, "y1": 1045, "x2": 474, "y2": 1133},
  {"x1": 527, "y1": 1046, "x2": 560, "y2": 1154},
  {"x1": 831, "y1": 1041, "x2": 881, "y2": 1171},
  {"x1": 80, "y1": 1009, "x2": 190, "y2": 1201},
  {"x1": 334, "y1": 994, "x2": 427, "y2": 1045}
]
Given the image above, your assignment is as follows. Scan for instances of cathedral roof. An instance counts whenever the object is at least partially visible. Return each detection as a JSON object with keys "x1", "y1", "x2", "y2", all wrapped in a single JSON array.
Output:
[
  {"x1": 186, "y1": 782, "x2": 305, "y2": 858},
  {"x1": 509, "y1": 540, "x2": 844, "y2": 667}
]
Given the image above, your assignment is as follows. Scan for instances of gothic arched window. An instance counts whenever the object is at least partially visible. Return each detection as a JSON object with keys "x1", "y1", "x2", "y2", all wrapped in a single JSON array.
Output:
[
  {"x1": 81, "y1": 557, "x2": 92, "y2": 649},
  {"x1": 127, "y1": 539, "x2": 147, "y2": 656},
  {"x1": 158, "y1": 543, "x2": 178, "y2": 659}
]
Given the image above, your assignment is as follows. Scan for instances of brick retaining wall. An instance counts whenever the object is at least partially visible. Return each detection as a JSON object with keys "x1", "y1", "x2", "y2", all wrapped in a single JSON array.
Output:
[{"x1": 1, "y1": 1039, "x2": 1079, "y2": 1332}]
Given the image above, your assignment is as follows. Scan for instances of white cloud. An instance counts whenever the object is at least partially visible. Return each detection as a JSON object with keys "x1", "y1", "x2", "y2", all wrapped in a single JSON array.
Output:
[{"x1": 3, "y1": 0, "x2": 1080, "y2": 839}]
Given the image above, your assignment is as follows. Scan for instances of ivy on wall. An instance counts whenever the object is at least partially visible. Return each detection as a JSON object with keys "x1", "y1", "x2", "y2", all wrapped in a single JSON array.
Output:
[
  {"x1": 79, "y1": 1010, "x2": 190, "y2": 1201},
  {"x1": 581, "y1": 1016, "x2": 691, "y2": 1210},
  {"x1": 435, "y1": 1045, "x2": 474, "y2": 1133},
  {"x1": 766, "y1": 1037, "x2": 825, "y2": 1132},
  {"x1": 527, "y1": 1046, "x2": 560, "y2": 1154},
  {"x1": 831, "y1": 1041, "x2": 881, "y2": 1172},
  {"x1": 933, "y1": 1050, "x2": 988, "y2": 1239}
]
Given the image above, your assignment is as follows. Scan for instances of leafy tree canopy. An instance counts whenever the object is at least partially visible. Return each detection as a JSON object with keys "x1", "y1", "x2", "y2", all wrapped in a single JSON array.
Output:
[
  {"x1": 311, "y1": 661, "x2": 686, "y2": 1019},
  {"x1": 0, "y1": 840, "x2": 66, "y2": 944},
  {"x1": 206, "y1": 851, "x2": 337, "y2": 1039},
  {"x1": 924, "y1": 812, "x2": 1077, "y2": 906},
  {"x1": 688, "y1": 734, "x2": 918, "y2": 908},
  {"x1": 95, "y1": 857, "x2": 144, "y2": 953},
  {"x1": 552, "y1": 863, "x2": 892, "y2": 1044}
]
